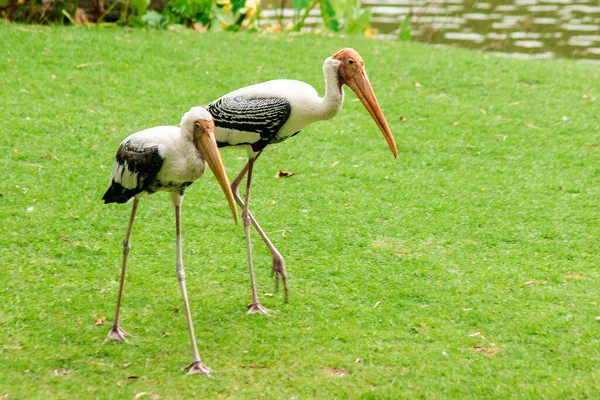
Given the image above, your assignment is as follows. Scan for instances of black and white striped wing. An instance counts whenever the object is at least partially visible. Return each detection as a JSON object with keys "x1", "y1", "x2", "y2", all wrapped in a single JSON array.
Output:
[
  {"x1": 102, "y1": 140, "x2": 164, "y2": 204},
  {"x1": 207, "y1": 95, "x2": 292, "y2": 152}
]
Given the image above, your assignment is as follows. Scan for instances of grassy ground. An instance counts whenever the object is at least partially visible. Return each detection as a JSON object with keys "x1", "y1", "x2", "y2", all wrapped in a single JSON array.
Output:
[{"x1": 1, "y1": 22, "x2": 600, "y2": 398}]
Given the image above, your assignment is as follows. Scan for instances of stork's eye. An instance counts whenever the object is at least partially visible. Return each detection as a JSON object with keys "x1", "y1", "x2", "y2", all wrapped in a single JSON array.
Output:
[
  {"x1": 194, "y1": 122, "x2": 201, "y2": 129},
  {"x1": 347, "y1": 59, "x2": 354, "y2": 65}
]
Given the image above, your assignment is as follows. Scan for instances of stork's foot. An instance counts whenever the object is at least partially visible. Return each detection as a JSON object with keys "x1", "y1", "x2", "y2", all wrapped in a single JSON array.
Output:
[
  {"x1": 185, "y1": 361, "x2": 212, "y2": 376},
  {"x1": 271, "y1": 252, "x2": 289, "y2": 300},
  {"x1": 103, "y1": 324, "x2": 133, "y2": 343},
  {"x1": 247, "y1": 302, "x2": 276, "y2": 316}
]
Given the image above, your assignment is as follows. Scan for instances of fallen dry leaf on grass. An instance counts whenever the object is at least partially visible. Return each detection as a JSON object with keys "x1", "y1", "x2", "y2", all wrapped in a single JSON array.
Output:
[
  {"x1": 53, "y1": 368, "x2": 73, "y2": 376},
  {"x1": 25, "y1": 163, "x2": 44, "y2": 169},
  {"x1": 470, "y1": 345, "x2": 502, "y2": 355},
  {"x1": 274, "y1": 170, "x2": 296, "y2": 179},
  {"x1": 95, "y1": 317, "x2": 106, "y2": 326},
  {"x1": 266, "y1": 24, "x2": 281, "y2": 33},
  {"x1": 134, "y1": 392, "x2": 160, "y2": 400},
  {"x1": 524, "y1": 279, "x2": 547, "y2": 285},
  {"x1": 564, "y1": 273, "x2": 588, "y2": 280},
  {"x1": 323, "y1": 367, "x2": 348, "y2": 377},
  {"x1": 75, "y1": 61, "x2": 104, "y2": 69},
  {"x1": 525, "y1": 123, "x2": 540, "y2": 129}
]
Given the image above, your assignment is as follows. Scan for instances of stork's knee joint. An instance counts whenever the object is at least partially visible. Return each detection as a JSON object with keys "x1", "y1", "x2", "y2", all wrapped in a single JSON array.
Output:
[
  {"x1": 176, "y1": 268, "x2": 186, "y2": 281},
  {"x1": 242, "y1": 214, "x2": 251, "y2": 227}
]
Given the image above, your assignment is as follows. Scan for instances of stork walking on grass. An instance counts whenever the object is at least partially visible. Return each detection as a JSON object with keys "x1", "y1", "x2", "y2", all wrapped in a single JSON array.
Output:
[
  {"x1": 102, "y1": 107, "x2": 238, "y2": 375},
  {"x1": 206, "y1": 48, "x2": 398, "y2": 315}
]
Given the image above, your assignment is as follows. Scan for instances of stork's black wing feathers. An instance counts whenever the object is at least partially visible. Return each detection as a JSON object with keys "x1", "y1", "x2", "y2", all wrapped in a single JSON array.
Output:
[
  {"x1": 207, "y1": 96, "x2": 292, "y2": 152},
  {"x1": 102, "y1": 141, "x2": 164, "y2": 204}
]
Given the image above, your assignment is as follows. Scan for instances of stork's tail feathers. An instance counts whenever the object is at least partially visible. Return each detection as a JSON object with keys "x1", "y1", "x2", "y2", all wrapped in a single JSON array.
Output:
[{"x1": 102, "y1": 181, "x2": 141, "y2": 204}]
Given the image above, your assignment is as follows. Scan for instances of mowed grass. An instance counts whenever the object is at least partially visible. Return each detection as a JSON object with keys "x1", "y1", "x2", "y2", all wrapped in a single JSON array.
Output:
[{"x1": 2, "y1": 22, "x2": 600, "y2": 398}]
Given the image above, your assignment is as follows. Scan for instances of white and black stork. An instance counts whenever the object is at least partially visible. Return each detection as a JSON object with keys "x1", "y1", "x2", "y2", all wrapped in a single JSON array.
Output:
[
  {"x1": 102, "y1": 107, "x2": 238, "y2": 375},
  {"x1": 206, "y1": 48, "x2": 398, "y2": 315}
]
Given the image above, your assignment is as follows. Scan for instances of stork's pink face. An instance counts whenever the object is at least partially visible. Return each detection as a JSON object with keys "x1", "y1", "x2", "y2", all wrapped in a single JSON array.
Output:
[{"x1": 332, "y1": 48, "x2": 398, "y2": 158}]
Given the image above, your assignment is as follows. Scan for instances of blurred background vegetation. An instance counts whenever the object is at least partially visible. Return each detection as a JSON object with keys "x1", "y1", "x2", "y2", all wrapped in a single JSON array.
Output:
[{"x1": 0, "y1": 0, "x2": 376, "y2": 34}]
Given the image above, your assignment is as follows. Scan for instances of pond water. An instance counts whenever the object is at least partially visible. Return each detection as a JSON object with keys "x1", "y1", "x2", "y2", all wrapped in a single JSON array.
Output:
[{"x1": 261, "y1": 0, "x2": 600, "y2": 60}]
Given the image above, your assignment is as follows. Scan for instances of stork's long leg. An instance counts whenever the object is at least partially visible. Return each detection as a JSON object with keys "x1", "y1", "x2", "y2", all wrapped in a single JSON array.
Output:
[
  {"x1": 171, "y1": 193, "x2": 211, "y2": 375},
  {"x1": 239, "y1": 156, "x2": 273, "y2": 315},
  {"x1": 104, "y1": 197, "x2": 139, "y2": 343},
  {"x1": 231, "y1": 153, "x2": 288, "y2": 298}
]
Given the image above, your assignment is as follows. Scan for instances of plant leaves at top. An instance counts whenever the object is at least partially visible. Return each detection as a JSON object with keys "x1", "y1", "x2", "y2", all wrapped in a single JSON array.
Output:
[
  {"x1": 292, "y1": 0, "x2": 311, "y2": 13},
  {"x1": 142, "y1": 10, "x2": 170, "y2": 28},
  {"x1": 320, "y1": 0, "x2": 339, "y2": 32},
  {"x1": 344, "y1": 6, "x2": 371, "y2": 34},
  {"x1": 398, "y1": 14, "x2": 411, "y2": 41},
  {"x1": 130, "y1": 0, "x2": 150, "y2": 16},
  {"x1": 231, "y1": 0, "x2": 246, "y2": 15},
  {"x1": 211, "y1": 4, "x2": 234, "y2": 25}
]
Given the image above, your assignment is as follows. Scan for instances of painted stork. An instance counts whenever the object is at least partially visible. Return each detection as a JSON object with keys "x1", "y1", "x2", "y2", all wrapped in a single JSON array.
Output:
[
  {"x1": 206, "y1": 48, "x2": 397, "y2": 315},
  {"x1": 102, "y1": 106, "x2": 238, "y2": 375}
]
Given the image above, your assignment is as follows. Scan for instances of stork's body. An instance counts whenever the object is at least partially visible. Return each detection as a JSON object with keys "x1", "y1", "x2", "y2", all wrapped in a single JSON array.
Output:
[
  {"x1": 206, "y1": 49, "x2": 398, "y2": 315},
  {"x1": 102, "y1": 107, "x2": 237, "y2": 375},
  {"x1": 209, "y1": 77, "x2": 344, "y2": 151},
  {"x1": 103, "y1": 126, "x2": 206, "y2": 202}
]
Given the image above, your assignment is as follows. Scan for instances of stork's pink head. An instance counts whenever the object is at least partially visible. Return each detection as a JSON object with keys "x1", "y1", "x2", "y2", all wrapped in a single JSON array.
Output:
[
  {"x1": 331, "y1": 48, "x2": 398, "y2": 158},
  {"x1": 186, "y1": 108, "x2": 238, "y2": 225},
  {"x1": 332, "y1": 48, "x2": 365, "y2": 85}
]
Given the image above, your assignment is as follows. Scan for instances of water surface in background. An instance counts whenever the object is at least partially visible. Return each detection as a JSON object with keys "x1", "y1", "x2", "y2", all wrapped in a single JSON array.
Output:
[{"x1": 262, "y1": 0, "x2": 600, "y2": 60}]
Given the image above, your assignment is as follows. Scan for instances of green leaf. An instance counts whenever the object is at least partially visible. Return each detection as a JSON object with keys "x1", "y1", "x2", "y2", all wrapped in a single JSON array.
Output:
[
  {"x1": 209, "y1": 19, "x2": 223, "y2": 31},
  {"x1": 142, "y1": 10, "x2": 169, "y2": 28},
  {"x1": 398, "y1": 14, "x2": 411, "y2": 41},
  {"x1": 319, "y1": 0, "x2": 339, "y2": 32},
  {"x1": 211, "y1": 4, "x2": 234, "y2": 25},
  {"x1": 130, "y1": 0, "x2": 150, "y2": 16},
  {"x1": 231, "y1": 0, "x2": 246, "y2": 15},
  {"x1": 345, "y1": 6, "x2": 371, "y2": 34},
  {"x1": 343, "y1": 0, "x2": 357, "y2": 23},
  {"x1": 163, "y1": 0, "x2": 212, "y2": 25},
  {"x1": 291, "y1": 0, "x2": 310, "y2": 13}
]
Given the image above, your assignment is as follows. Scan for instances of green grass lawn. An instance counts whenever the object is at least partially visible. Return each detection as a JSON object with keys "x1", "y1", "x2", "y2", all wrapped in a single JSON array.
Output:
[{"x1": 2, "y1": 22, "x2": 600, "y2": 398}]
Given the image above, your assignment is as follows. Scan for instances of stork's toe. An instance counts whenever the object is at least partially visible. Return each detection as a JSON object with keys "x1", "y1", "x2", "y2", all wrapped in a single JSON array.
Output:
[{"x1": 103, "y1": 325, "x2": 134, "y2": 344}]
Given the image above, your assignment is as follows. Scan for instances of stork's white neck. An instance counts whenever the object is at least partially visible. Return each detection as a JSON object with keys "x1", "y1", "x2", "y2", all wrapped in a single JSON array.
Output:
[{"x1": 315, "y1": 57, "x2": 344, "y2": 121}]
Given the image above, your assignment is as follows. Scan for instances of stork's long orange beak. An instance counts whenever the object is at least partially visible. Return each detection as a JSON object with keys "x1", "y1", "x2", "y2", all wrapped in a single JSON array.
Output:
[
  {"x1": 195, "y1": 120, "x2": 238, "y2": 224},
  {"x1": 346, "y1": 70, "x2": 398, "y2": 158}
]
